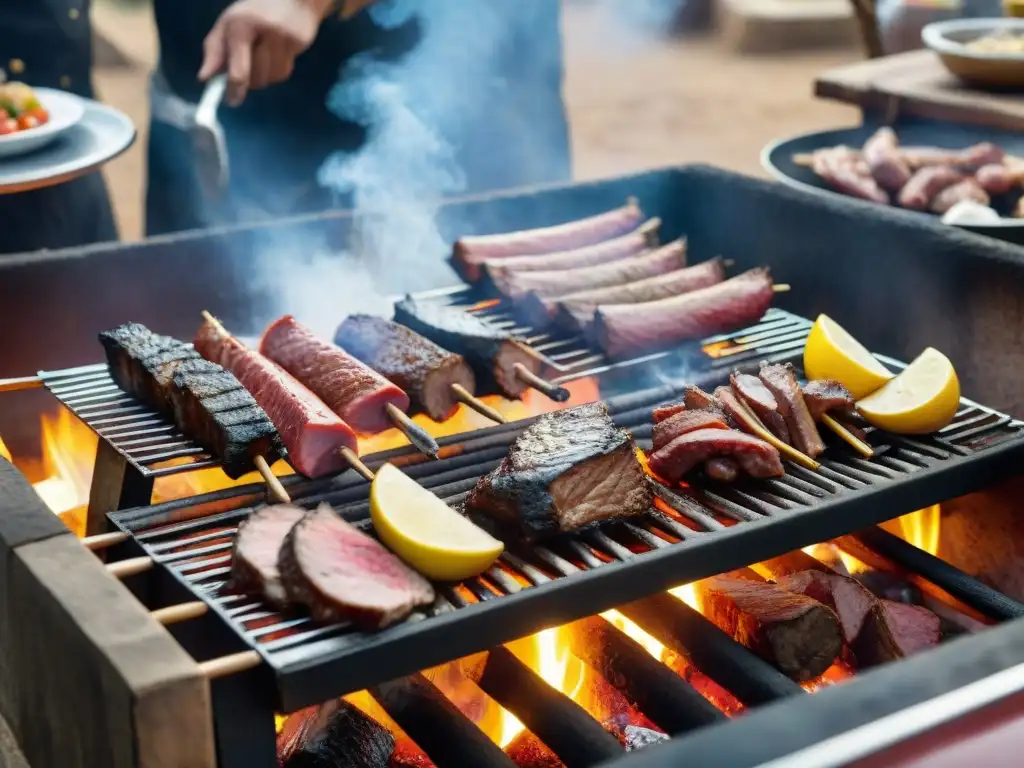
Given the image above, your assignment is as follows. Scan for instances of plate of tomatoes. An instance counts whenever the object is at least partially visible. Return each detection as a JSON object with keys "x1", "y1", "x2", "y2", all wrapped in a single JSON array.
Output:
[{"x1": 0, "y1": 83, "x2": 85, "y2": 160}]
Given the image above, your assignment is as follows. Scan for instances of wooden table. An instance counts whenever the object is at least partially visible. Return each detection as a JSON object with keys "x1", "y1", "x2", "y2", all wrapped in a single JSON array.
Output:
[{"x1": 815, "y1": 49, "x2": 1024, "y2": 131}]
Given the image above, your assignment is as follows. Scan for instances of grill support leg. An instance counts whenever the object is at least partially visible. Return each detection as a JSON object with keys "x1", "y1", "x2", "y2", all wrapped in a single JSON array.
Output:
[{"x1": 85, "y1": 440, "x2": 154, "y2": 536}]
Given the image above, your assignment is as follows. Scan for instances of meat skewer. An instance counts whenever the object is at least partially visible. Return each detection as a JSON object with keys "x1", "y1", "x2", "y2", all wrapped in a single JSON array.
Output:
[
  {"x1": 453, "y1": 197, "x2": 644, "y2": 281},
  {"x1": 862, "y1": 127, "x2": 911, "y2": 191},
  {"x1": 758, "y1": 362, "x2": 825, "y2": 459},
  {"x1": 334, "y1": 315, "x2": 505, "y2": 425},
  {"x1": 197, "y1": 312, "x2": 376, "y2": 480},
  {"x1": 802, "y1": 379, "x2": 874, "y2": 458},
  {"x1": 394, "y1": 295, "x2": 570, "y2": 402},
  {"x1": 98, "y1": 322, "x2": 289, "y2": 500},
  {"x1": 260, "y1": 316, "x2": 440, "y2": 459}
]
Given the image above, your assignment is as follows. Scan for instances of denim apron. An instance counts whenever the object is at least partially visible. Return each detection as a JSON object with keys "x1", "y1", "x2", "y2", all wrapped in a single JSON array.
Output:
[
  {"x1": 0, "y1": 0, "x2": 118, "y2": 256},
  {"x1": 145, "y1": 0, "x2": 571, "y2": 236}
]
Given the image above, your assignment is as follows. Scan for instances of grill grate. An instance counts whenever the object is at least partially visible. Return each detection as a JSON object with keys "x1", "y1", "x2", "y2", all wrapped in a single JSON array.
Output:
[
  {"x1": 110, "y1": 341, "x2": 1024, "y2": 713},
  {"x1": 35, "y1": 305, "x2": 807, "y2": 480}
]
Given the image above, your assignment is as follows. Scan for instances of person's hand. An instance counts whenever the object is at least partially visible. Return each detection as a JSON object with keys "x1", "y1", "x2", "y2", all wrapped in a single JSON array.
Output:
[{"x1": 198, "y1": 0, "x2": 333, "y2": 106}]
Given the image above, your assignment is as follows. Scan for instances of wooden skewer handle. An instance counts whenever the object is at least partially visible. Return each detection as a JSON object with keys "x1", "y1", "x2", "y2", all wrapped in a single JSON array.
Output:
[
  {"x1": 822, "y1": 413, "x2": 875, "y2": 459},
  {"x1": 82, "y1": 530, "x2": 130, "y2": 551},
  {"x1": 0, "y1": 375, "x2": 44, "y2": 394},
  {"x1": 151, "y1": 601, "x2": 209, "y2": 626},
  {"x1": 450, "y1": 384, "x2": 506, "y2": 424},
  {"x1": 339, "y1": 446, "x2": 375, "y2": 481},
  {"x1": 253, "y1": 455, "x2": 291, "y2": 504},
  {"x1": 107, "y1": 556, "x2": 154, "y2": 579},
  {"x1": 386, "y1": 403, "x2": 440, "y2": 458},
  {"x1": 513, "y1": 363, "x2": 570, "y2": 403},
  {"x1": 198, "y1": 650, "x2": 262, "y2": 679}
]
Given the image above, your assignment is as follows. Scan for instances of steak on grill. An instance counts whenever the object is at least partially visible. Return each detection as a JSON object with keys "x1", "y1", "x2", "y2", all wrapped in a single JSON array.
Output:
[
  {"x1": 652, "y1": 409, "x2": 730, "y2": 452},
  {"x1": 100, "y1": 323, "x2": 282, "y2": 478},
  {"x1": 759, "y1": 363, "x2": 825, "y2": 458},
  {"x1": 277, "y1": 699, "x2": 395, "y2": 768},
  {"x1": 453, "y1": 200, "x2": 644, "y2": 281},
  {"x1": 696, "y1": 576, "x2": 844, "y2": 682},
  {"x1": 731, "y1": 372, "x2": 790, "y2": 443},
  {"x1": 195, "y1": 318, "x2": 358, "y2": 478},
  {"x1": 647, "y1": 428, "x2": 783, "y2": 484},
  {"x1": 652, "y1": 402, "x2": 687, "y2": 423},
  {"x1": 854, "y1": 599, "x2": 942, "y2": 667},
  {"x1": 393, "y1": 295, "x2": 541, "y2": 399},
  {"x1": 594, "y1": 268, "x2": 775, "y2": 359},
  {"x1": 778, "y1": 570, "x2": 876, "y2": 647},
  {"x1": 498, "y1": 241, "x2": 687, "y2": 302},
  {"x1": 465, "y1": 403, "x2": 651, "y2": 542},
  {"x1": 801, "y1": 379, "x2": 857, "y2": 423},
  {"x1": 260, "y1": 316, "x2": 410, "y2": 434},
  {"x1": 334, "y1": 315, "x2": 475, "y2": 422},
  {"x1": 279, "y1": 504, "x2": 435, "y2": 629},
  {"x1": 230, "y1": 505, "x2": 306, "y2": 607}
]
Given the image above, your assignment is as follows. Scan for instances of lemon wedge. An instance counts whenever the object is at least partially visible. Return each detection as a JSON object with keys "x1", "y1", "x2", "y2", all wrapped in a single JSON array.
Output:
[
  {"x1": 804, "y1": 314, "x2": 894, "y2": 399},
  {"x1": 856, "y1": 348, "x2": 960, "y2": 435},
  {"x1": 370, "y1": 463, "x2": 503, "y2": 582}
]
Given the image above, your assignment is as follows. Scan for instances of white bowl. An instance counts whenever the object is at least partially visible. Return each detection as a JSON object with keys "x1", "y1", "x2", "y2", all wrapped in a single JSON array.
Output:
[
  {"x1": 922, "y1": 18, "x2": 1024, "y2": 86},
  {"x1": 0, "y1": 88, "x2": 86, "y2": 160}
]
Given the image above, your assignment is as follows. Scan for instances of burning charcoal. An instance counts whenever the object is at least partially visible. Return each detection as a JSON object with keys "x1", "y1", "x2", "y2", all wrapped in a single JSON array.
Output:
[
  {"x1": 277, "y1": 699, "x2": 395, "y2": 768},
  {"x1": 504, "y1": 731, "x2": 563, "y2": 768},
  {"x1": 624, "y1": 725, "x2": 670, "y2": 752},
  {"x1": 695, "y1": 576, "x2": 843, "y2": 682}
]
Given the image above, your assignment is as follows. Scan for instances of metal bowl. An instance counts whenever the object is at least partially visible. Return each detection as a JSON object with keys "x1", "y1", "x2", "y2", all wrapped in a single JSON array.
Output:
[
  {"x1": 761, "y1": 121, "x2": 1024, "y2": 245},
  {"x1": 922, "y1": 18, "x2": 1024, "y2": 88}
]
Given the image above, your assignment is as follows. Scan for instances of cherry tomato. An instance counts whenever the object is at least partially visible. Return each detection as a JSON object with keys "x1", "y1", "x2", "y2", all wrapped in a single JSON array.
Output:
[
  {"x1": 16, "y1": 114, "x2": 39, "y2": 131},
  {"x1": 24, "y1": 107, "x2": 48, "y2": 125},
  {"x1": 0, "y1": 118, "x2": 18, "y2": 135}
]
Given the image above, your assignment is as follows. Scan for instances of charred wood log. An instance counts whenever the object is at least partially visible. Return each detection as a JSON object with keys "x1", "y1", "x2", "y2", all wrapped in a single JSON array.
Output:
[{"x1": 277, "y1": 699, "x2": 395, "y2": 768}]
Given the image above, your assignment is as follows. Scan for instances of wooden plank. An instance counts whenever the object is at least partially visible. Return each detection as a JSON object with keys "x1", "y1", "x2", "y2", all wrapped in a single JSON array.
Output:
[
  {"x1": 0, "y1": 457, "x2": 70, "y2": 549},
  {"x1": 0, "y1": 505, "x2": 215, "y2": 767},
  {"x1": 815, "y1": 49, "x2": 1024, "y2": 131}
]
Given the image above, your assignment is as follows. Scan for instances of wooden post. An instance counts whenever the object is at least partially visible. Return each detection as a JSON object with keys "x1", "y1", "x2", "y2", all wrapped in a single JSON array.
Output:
[
  {"x1": 0, "y1": 457, "x2": 215, "y2": 768},
  {"x1": 85, "y1": 439, "x2": 154, "y2": 537}
]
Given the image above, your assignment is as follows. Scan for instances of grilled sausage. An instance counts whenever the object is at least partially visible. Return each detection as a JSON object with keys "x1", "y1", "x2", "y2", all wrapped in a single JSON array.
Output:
[
  {"x1": 812, "y1": 147, "x2": 889, "y2": 205},
  {"x1": 930, "y1": 178, "x2": 990, "y2": 215},
  {"x1": 897, "y1": 166, "x2": 963, "y2": 211},
  {"x1": 975, "y1": 164, "x2": 1015, "y2": 195},
  {"x1": 863, "y1": 128, "x2": 912, "y2": 191}
]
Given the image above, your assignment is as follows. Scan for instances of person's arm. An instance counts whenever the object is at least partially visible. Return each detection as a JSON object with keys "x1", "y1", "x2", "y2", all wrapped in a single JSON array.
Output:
[{"x1": 198, "y1": 0, "x2": 342, "y2": 107}]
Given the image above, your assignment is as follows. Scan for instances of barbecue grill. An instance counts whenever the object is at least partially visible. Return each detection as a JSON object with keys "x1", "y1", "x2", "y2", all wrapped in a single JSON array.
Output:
[{"x1": 5, "y1": 166, "x2": 1024, "y2": 768}]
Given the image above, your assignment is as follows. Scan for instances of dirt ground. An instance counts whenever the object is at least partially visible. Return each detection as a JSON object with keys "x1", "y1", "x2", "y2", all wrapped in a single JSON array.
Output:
[{"x1": 90, "y1": 1, "x2": 863, "y2": 241}]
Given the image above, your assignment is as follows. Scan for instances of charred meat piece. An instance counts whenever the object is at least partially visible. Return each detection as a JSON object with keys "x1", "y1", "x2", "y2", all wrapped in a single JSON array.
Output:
[
  {"x1": 730, "y1": 372, "x2": 790, "y2": 443},
  {"x1": 705, "y1": 457, "x2": 740, "y2": 482},
  {"x1": 854, "y1": 600, "x2": 941, "y2": 668},
  {"x1": 260, "y1": 316, "x2": 409, "y2": 434},
  {"x1": 195, "y1": 318, "x2": 357, "y2": 478},
  {"x1": 394, "y1": 295, "x2": 541, "y2": 399},
  {"x1": 863, "y1": 127, "x2": 912, "y2": 191},
  {"x1": 277, "y1": 699, "x2": 395, "y2": 768},
  {"x1": 695, "y1": 576, "x2": 843, "y2": 681},
  {"x1": 758, "y1": 363, "x2": 825, "y2": 458},
  {"x1": 334, "y1": 315, "x2": 476, "y2": 423},
  {"x1": 279, "y1": 504, "x2": 435, "y2": 629},
  {"x1": 100, "y1": 323, "x2": 282, "y2": 478},
  {"x1": 901, "y1": 142, "x2": 1005, "y2": 171},
  {"x1": 652, "y1": 409, "x2": 729, "y2": 452},
  {"x1": 897, "y1": 166, "x2": 963, "y2": 211},
  {"x1": 230, "y1": 505, "x2": 307, "y2": 607},
  {"x1": 683, "y1": 385, "x2": 736, "y2": 427},
  {"x1": 498, "y1": 242, "x2": 687, "y2": 302},
  {"x1": 465, "y1": 403, "x2": 651, "y2": 542},
  {"x1": 483, "y1": 223, "x2": 657, "y2": 286},
  {"x1": 648, "y1": 428, "x2": 784, "y2": 484},
  {"x1": 594, "y1": 268, "x2": 775, "y2": 359},
  {"x1": 801, "y1": 379, "x2": 856, "y2": 423},
  {"x1": 652, "y1": 402, "x2": 687, "y2": 423},
  {"x1": 453, "y1": 200, "x2": 644, "y2": 281},
  {"x1": 778, "y1": 570, "x2": 876, "y2": 647},
  {"x1": 930, "y1": 177, "x2": 990, "y2": 215}
]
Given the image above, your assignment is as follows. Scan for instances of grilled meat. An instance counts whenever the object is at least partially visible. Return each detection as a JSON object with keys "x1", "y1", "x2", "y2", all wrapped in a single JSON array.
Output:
[
  {"x1": 901, "y1": 142, "x2": 1005, "y2": 171},
  {"x1": 465, "y1": 403, "x2": 651, "y2": 542},
  {"x1": 652, "y1": 409, "x2": 729, "y2": 452},
  {"x1": 730, "y1": 372, "x2": 790, "y2": 443},
  {"x1": 195, "y1": 318, "x2": 357, "y2": 478},
  {"x1": 897, "y1": 166, "x2": 963, "y2": 211},
  {"x1": 696, "y1": 576, "x2": 843, "y2": 682},
  {"x1": 652, "y1": 402, "x2": 687, "y2": 423},
  {"x1": 758, "y1": 363, "x2": 825, "y2": 458},
  {"x1": 648, "y1": 428, "x2": 784, "y2": 484},
  {"x1": 229, "y1": 505, "x2": 306, "y2": 607},
  {"x1": 498, "y1": 241, "x2": 687, "y2": 302},
  {"x1": 705, "y1": 458, "x2": 740, "y2": 483},
  {"x1": 550, "y1": 256, "x2": 725, "y2": 335},
  {"x1": 334, "y1": 315, "x2": 475, "y2": 422},
  {"x1": 393, "y1": 295, "x2": 541, "y2": 399},
  {"x1": 277, "y1": 699, "x2": 395, "y2": 768},
  {"x1": 683, "y1": 385, "x2": 736, "y2": 427},
  {"x1": 811, "y1": 146, "x2": 890, "y2": 204},
  {"x1": 856, "y1": 600, "x2": 941, "y2": 665},
  {"x1": 975, "y1": 163, "x2": 1015, "y2": 195},
  {"x1": 863, "y1": 127, "x2": 912, "y2": 191},
  {"x1": 260, "y1": 316, "x2": 409, "y2": 434},
  {"x1": 778, "y1": 570, "x2": 876, "y2": 647},
  {"x1": 453, "y1": 200, "x2": 644, "y2": 281},
  {"x1": 279, "y1": 504, "x2": 435, "y2": 629},
  {"x1": 594, "y1": 268, "x2": 775, "y2": 359},
  {"x1": 100, "y1": 323, "x2": 282, "y2": 478},
  {"x1": 483, "y1": 223, "x2": 657, "y2": 288},
  {"x1": 930, "y1": 177, "x2": 990, "y2": 215},
  {"x1": 801, "y1": 379, "x2": 856, "y2": 423}
]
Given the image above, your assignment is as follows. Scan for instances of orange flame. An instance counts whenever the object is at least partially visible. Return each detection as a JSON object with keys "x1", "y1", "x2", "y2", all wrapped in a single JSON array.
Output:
[
  {"x1": 895, "y1": 505, "x2": 941, "y2": 556},
  {"x1": 0, "y1": 434, "x2": 11, "y2": 463}
]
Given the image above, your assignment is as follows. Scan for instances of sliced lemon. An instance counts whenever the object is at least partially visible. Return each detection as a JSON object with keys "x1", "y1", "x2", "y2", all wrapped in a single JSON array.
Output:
[
  {"x1": 856, "y1": 348, "x2": 960, "y2": 435},
  {"x1": 370, "y1": 463, "x2": 503, "y2": 582},
  {"x1": 803, "y1": 314, "x2": 894, "y2": 399}
]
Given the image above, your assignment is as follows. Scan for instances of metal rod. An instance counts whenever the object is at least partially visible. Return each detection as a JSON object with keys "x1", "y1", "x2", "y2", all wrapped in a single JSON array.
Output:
[
  {"x1": 478, "y1": 645, "x2": 623, "y2": 767},
  {"x1": 253, "y1": 455, "x2": 290, "y2": 504},
  {"x1": 450, "y1": 383, "x2": 506, "y2": 424},
  {"x1": 513, "y1": 362, "x2": 570, "y2": 402},
  {"x1": 0, "y1": 375, "x2": 44, "y2": 393},
  {"x1": 386, "y1": 402, "x2": 440, "y2": 458}
]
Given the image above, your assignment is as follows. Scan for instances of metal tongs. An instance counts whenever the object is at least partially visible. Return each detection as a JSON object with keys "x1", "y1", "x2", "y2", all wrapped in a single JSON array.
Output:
[{"x1": 193, "y1": 74, "x2": 229, "y2": 201}]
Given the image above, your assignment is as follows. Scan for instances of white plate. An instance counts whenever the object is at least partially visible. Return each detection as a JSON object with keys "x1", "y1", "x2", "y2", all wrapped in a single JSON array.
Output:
[{"x1": 0, "y1": 88, "x2": 86, "y2": 160}]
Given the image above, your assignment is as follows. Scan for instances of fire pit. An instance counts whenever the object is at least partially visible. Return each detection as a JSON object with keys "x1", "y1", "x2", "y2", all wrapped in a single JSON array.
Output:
[{"x1": 3, "y1": 166, "x2": 1024, "y2": 768}]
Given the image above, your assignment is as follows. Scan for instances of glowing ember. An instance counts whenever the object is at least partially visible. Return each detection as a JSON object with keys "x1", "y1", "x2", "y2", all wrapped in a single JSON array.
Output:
[
  {"x1": 669, "y1": 582, "x2": 700, "y2": 611},
  {"x1": 602, "y1": 609, "x2": 666, "y2": 660}
]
